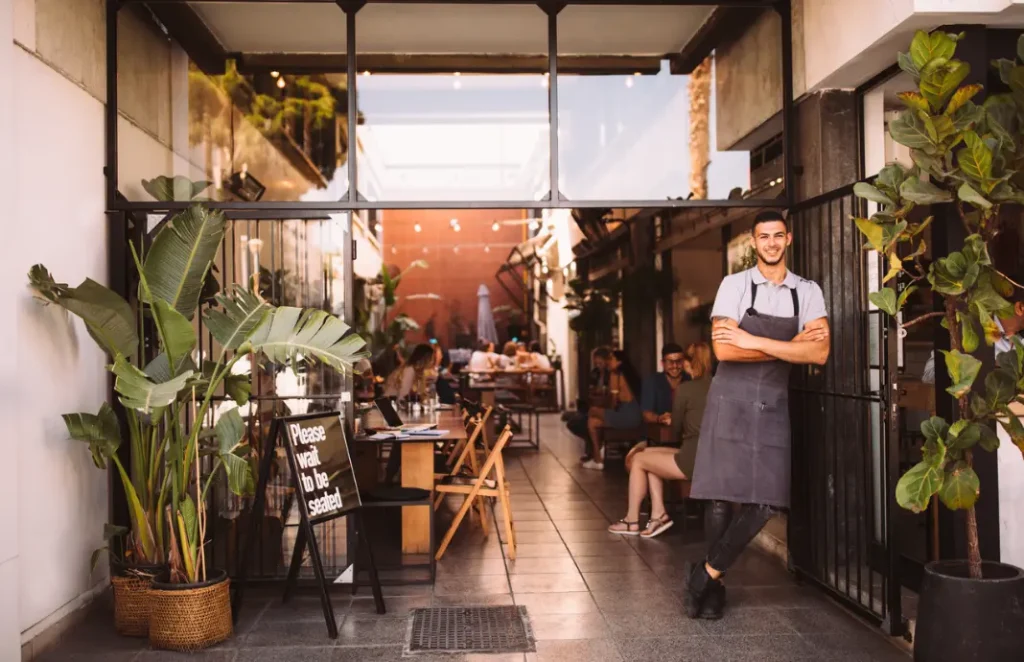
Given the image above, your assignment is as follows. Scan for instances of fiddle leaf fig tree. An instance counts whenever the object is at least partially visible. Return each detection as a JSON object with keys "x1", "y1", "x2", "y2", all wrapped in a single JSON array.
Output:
[{"x1": 854, "y1": 30, "x2": 1024, "y2": 579}]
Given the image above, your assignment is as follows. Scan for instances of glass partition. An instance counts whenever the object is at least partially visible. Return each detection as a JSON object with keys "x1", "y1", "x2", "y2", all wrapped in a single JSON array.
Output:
[
  {"x1": 556, "y1": 4, "x2": 778, "y2": 202},
  {"x1": 116, "y1": 3, "x2": 351, "y2": 202},
  {"x1": 355, "y1": 3, "x2": 550, "y2": 202}
]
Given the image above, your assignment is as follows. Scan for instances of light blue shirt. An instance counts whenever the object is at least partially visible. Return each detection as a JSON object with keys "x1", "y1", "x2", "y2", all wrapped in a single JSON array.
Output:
[{"x1": 710, "y1": 267, "x2": 828, "y2": 330}]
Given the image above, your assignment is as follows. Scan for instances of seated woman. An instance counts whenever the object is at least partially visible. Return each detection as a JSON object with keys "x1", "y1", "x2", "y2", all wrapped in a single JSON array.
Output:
[
  {"x1": 468, "y1": 339, "x2": 498, "y2": 373},
  {"x1": 383, "y1": 343, "x2": 436, "y2": 401},
  {"x1": 582, "y1": 350, "x2": 643, "y2": 470},
  {"x1": 608, "y1": 342, "x2": 712, "y2": 537}
]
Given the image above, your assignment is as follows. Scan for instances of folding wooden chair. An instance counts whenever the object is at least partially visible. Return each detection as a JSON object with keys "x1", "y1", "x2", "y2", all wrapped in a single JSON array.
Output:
[
  {"x1": 434, "y1": 426, "x2": 517, "y2": 561},
  {"x1": 434, "y1": 414, "x2": 489, "y2": 529}
]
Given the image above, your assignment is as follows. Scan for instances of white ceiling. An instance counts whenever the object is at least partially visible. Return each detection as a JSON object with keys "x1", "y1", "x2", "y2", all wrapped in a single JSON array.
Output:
[{"x1": 189, "y1": 2, "x2": 715, "y2": 57}]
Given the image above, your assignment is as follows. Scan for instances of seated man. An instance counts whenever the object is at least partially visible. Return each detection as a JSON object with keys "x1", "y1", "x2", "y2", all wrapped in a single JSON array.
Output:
[
  {"x1": 609, "y1": 342, "x2": 712, "y2": 537},
  {"x1": 640, "y1": 343, "x2": 690, "y2": 441}
]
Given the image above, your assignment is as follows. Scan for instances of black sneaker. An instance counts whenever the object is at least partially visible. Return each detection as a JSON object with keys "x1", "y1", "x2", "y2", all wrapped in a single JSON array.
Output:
[
  {"x1": 683, "y1": 561, "x2": 720, "y2": 619},
  {"x1": 701, "y1": 582, "x2": 726, "y2": 620}
]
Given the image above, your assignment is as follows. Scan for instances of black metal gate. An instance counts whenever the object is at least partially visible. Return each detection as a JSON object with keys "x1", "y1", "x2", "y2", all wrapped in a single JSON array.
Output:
[{"x1": 787, "y1": 184, "x2": 905, "y2": 636}]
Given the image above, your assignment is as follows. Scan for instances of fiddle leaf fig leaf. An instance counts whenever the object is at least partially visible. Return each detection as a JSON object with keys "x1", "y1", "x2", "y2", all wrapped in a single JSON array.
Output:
[
  {"x1": 869, "y1": 287, "x2": 898, "y2": 316},
  {"x1": 978, "y1": 423, "x2": 1000, "y2": 453},
  {"x1": 898, "y1": 51, "x2": 920, "y2": 79},
  {"x1": 900, "y1": 176, "x2": 954, "y2": 204},
  {"x1": 883, "y1": 252, "x2": 904, "y2": 284},
  {"x1": 938, "y1": 463, "x2": 980, "y2": 510},
  {"x1": 942, "y1": 349, "x2": 982, "y2": 399},
  {"x1": 890, "y1": 112, "x2": 938, "y2": 151},
  {"x1": 896, "y1": 460, "x2": 944, "y2": 513},
  {"x1": 910, "y1": 30, "x2": 957, "y2": 70},
  {"x1": 897, "y1": 285, "x2": 918, "y2": 311},
  {"x1": 958, "y1": 182, "x2": 992, "y2": 209},
  {"x1": 986, "y1": 370, "x2": 1017, "y2": 410},
  {"x1": 962, "y1": 315, "x2": 980, "y2": 353},
  {"x1": 946, "y1": 84, "x2": 983, "y2": 116},
  {"x1": 948, "y1": 420, "x2": 981, "y2": 451},
  {"x1": 854, "y1": 218, "x2": 886, "y2": 252},
  {"x1": 897, "y1": 91, "x2": 931, "y2": 114},
  {"x1": 854, "y1": 183, "x2": 895, "y2": 207},
  {"x1": 921, "y1": 416, "x2": 951, "y2": 445},
  {"x1": 920, "y1": 59, "x2": 971, "y2": 111},
  {"x1": 958, "y1": 131, "x2": 993, "y2": 181}
]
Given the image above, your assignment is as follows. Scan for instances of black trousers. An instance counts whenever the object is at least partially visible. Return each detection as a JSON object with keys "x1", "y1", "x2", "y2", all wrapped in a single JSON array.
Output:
[
  {"x1": 565, "y1": 411, "x2": 591, "y2": 454},
  {"x1": 704, "y1": 500, "x2": 776, "y2": 573}
]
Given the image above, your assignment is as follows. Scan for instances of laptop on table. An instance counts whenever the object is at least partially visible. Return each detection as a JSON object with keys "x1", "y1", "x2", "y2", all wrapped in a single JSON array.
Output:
[{"x1": 374, "y1": 398, "x2": 437, "y2": 432}]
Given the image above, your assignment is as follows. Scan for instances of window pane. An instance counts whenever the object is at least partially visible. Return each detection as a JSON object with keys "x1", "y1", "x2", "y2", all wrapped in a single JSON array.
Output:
[
  {"x1": 116, "y1": 3, "x2": 351, "y2": 202},
  {"x1": 556, "y1": 5, "x2": 779, "y2": 202},
  {"x1": 355, "y1": 4, "x2": 549, "y2": 202}
]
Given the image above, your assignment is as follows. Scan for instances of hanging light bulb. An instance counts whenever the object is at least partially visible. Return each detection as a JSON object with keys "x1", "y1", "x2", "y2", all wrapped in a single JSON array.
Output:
[
  {"x1": 624, "y1": 77, "x2": 634, "y2": 89},
  {"x1": 484, "y1": 245, "x2": 491, "y2": 253},
  {"x1": 453, "y1": 225, "x2": 461, "y2": 233},
  {"x1": 453, "y1": 71, "x2": 462, "y2": 90},
  {"x1": 453, "y1": 246, "x2": 460, "y2": 254},
  {"x1": 362, "y1": 70, "x2": 371, "y2": 77},
  {"x1": 492, "y1": 222, "x2": 500, "y2": 232},
  {"x1": 423, "y1": 247, "x2": 429, "y2": 254},
  {"x1": 450, "y1": 218, "x2": 458, "y2": 227},
  {"x1": 414, "y1": 223, "x2": 422, "y2": 233},
  {"x1": 276, "y1": 77, "x2": 286, "y2": 89},
  {"x1": 391, "y1": 246, "x2": 397, "y2": 254},
  {"x1": 270, "y1": 71, "x2": 280, "y2": 78}
]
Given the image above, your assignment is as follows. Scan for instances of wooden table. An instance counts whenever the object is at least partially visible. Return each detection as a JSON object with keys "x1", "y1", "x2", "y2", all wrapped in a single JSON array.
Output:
[{"x1": 356, "y1": 408, "x2": 467, "y2": 555}]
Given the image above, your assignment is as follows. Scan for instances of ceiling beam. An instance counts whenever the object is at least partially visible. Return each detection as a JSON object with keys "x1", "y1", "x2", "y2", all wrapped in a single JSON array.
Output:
[
  {"x1": 669, "y1": 5, "x2": 767, "y2": 74},
  {"x1": 144, "y1": 2, "x2": 227, "y2": 75},
  {"x1": 236, "y1": 53, "x2": 664, "y2": 75}
]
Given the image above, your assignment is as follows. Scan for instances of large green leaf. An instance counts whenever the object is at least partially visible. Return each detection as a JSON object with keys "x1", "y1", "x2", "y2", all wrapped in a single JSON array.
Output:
[
  {"x1": 222, "y1": 453, "x2": 255, "y2": 496},
  {"x1": 950, "y1": 100, "x2": 985, "y2": 132},
  {"x1": 889, "y1": 112, "x2": 938, "y2": 151},
  {"x1": 909, "y1": 30, "x2": 958, "y2": 70},
  {"x1": 978, "y1": 423, "x2": 1000, "y2": 452},
  {"x1": 957, "y1": 131, "x2": 993, "y2": 181},
  {"x1": 896, "y1": 460, "x2": 944, "y2": 513},
  {"x1": 178, "y1": 494, "x2": 199, "y2": 549},
  {"x1": 947, "y1": 420, "x2": 981, "y2": 451},
  {"x1": 898, "y1": 51, "x2": 920, "y2": 79},
  {"x1": 203, "y1": 287, "x2": 271, "y2": 350},
  {"x1": 248, "y1": 307, "x2": 369, "y2": 373},
  {"x1": 921, "y1": 416, "x2": 950, "y2": 445},
  {"x1": 29, "y1": 265, "x2": 138, "y2": 358},
  {"x1": 920, "y1": 59, "x2": 971, "y2": 111},
  {"x1": 958, "y1": 182, "x2": 992, "y2": 209},
  {"x1": 984, "y1": 94, "x2": 1017, "y2": 150},
  {"x1": 853, "y1": 183, "x2": 894, "y2": 207},
  {"x1": 142, "y1": 205, "x2": 226, "y2": 320},
  {"x1": 938, "y1": 463, "x2": 980, "y2": 510},
  {"x1": 986, "y1": 370, "x2": 1017, "y2": 410},
  {"x1": 868, "y1": 288, "x2": 898, "y2": 316},
  {"x1": 112, "y1": 356, "x2": 195, "y2": 414},
  {"x1": 214, "y1": 408, "x2": 245, "y2": 454},
  {"x1": 961, "y1": 315, "x2": 980, "y2": 353},
  {"x1": 62, "y1": 403, "x2": 121, "y2": 469},
  {"x1": 945, "y1": 84, "x2": 982, "y2": 116},
  {"x1": 930, "y1": 253, "x2": 968, "y2": 295},
  {"x1": 876, "y1": 163, "x2": 912, "y2": 199},
  {"x1": 942, "y1": 349, "x2": 982, "y2": 399},
  {"x1": 141, "y1": 176, "x2": 212, "y2": 202},
  {"x1": 900, "y1": 176, "x2": 953, "y2": 204},
  {"x1": 897, "y1": 91, "x2": 930, "y2": 114},
  {"x1": 151, "y1": 300, "x2": 197, "y2": 376}
]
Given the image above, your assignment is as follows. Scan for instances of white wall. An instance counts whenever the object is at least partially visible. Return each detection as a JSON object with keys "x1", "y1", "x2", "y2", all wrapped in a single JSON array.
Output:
[
  {"x1": 1, "y1": 0, "x2": 22, "y2": 659},
  {"x1": 999, "y1": 406, "x2": 1024, "y2": 567},
  {"x1": 12, "y1": 45, "x2": 111, "y2": 642}
]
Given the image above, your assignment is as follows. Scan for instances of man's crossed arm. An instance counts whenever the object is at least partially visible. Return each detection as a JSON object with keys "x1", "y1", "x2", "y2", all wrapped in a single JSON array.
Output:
[{"x1": 711, "y1": 316, "x2": 830, "y2": 366}]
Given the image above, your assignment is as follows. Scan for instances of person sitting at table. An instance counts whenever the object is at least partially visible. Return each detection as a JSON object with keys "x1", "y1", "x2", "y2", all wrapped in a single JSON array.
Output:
[
  {"x1": 641, "y1": 342, "x2": 690, "y2": 428},
  {"x1": 432, "y1": 342, "x2": 458, "y2": 405},
  {"x1": 528, "y1": 341, "x2": 552, "y2": 371},
  {"x1": 468, "y1": 339, "x2": 498, "y2": 372},
  {"x1": 384, "y1": 343, "x2": 435, "y2": 401},
  {"x1": 582, "y1": 350, "x2": 643, "y2": 470},
  {"x1": 609, "y1": 341, "x2": 712, "y2": 537}
]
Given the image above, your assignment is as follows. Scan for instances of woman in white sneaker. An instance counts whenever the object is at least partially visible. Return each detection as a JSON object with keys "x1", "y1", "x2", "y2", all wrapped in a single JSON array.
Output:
[
  {"x1": 582, "y1": 350, "x2": 643, "y2": 470},
  {"x1": 608, "y1": 342, "x2": 712, "y2": 536}
]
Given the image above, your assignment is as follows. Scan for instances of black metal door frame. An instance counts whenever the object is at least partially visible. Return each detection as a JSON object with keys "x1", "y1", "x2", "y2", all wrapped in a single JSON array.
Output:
[{"x1": 787, "y1": 184, "x2": 905, "y2": 637}]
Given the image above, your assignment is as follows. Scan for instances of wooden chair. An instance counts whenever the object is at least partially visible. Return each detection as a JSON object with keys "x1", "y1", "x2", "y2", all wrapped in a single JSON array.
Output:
[
  {"x1": 434, "y1": 426, "x2": 517, "y2": 562},
  {"x1": 434, "y1": 414, "x2": 490, "y2": 528}
]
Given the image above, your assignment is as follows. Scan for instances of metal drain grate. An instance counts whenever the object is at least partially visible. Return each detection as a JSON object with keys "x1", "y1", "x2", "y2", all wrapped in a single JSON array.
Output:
[{"x1": 405, "y1": 606, "x2": 535, "y2": 654}]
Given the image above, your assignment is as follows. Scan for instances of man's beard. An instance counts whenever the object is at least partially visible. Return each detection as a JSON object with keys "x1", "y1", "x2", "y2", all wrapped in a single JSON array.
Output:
[{"x1": 756, "y1": 248, "x2": 784, "y2": 266}]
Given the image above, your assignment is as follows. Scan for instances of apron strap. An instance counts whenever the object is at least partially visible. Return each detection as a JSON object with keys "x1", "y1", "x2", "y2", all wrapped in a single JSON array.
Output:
[{"x1": 746, "y1": 281, "x2": 801, "y2": 318}]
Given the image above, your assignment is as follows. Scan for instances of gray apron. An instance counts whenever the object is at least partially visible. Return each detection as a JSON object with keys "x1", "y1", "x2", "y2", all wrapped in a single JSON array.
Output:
[{"x1": 689, "y1": 283, "x2": 800, "y2": 509}]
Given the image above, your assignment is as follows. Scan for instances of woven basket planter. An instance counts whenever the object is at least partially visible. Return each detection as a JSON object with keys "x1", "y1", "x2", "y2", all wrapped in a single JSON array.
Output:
[
  {"x1": 148, "y1": 570, "x2": 233, "y2": 652},
  {"x1": 111, "y1": 563, "x2": 162, "y2": 637}
]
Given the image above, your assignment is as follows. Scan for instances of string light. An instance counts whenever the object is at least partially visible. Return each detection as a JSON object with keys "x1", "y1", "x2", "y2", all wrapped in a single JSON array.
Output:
[
  {"x1": 270, "y1": 71, "x2": 280, "y2": 78},
  {"x1": 414, "y1": 223, "x2": 422, "y2": 233},
  {"x1": 492, "y1": 222, "x2": 500, "y2": 232},
  {"x1": 484, "y1": 245, "x2": 491, "y2": 253},
  {"x1": 276, "y1": 77, "x2": 286, "y2": 89}
]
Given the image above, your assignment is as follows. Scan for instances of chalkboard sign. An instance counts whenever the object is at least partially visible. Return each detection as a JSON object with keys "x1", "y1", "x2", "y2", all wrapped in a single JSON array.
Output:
[
  {"x1": 282, "y1": 414, "x2": 361, "y2": 523},
  {"x1": 233, "y1": 412, "x2": 384, "y2": 639}
]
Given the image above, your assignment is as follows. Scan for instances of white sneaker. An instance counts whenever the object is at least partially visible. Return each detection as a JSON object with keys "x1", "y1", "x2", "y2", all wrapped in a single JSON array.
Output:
[{"x1": 581, "y1": 459, "x2": 604, "y2": 470}]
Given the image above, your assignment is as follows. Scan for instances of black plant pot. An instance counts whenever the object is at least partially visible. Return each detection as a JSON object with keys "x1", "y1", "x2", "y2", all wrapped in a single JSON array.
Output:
[{"x1": 914, "y1": 560, "x2": 1024, "y2": 662}]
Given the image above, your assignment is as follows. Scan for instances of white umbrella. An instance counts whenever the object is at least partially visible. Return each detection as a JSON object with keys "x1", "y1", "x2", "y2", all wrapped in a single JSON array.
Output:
[{"x1": 476, "y1": 284, "x2": 499, "y2": 345}]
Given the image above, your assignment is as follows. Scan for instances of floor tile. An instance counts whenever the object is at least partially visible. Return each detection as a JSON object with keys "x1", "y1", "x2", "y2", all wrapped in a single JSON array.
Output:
[
  {"x1": 604, "y1": 611, "x2": 705, "y2": 638},
  {"x1": 698, "y1": 607, "x2": 792, "y2": 635},
  {"x1": 590, "y1": 589, "x2": 684, "y2": 615},
  {"x1": 510, "y1": 520, "x2": 558, "y2": 532},
  {"x1": 527, "y1": 612, "x2": 609, "y2": 640},
  {"x1": 431, "y1": 593, "x2": 516, "y2": 607},
  {"x1": 336, "y1": 615, "x2": 408, "y2": 646},
  {"x1": 582, "y1": 570, "x2": 660, "y2": 592},
  {"x1": 553, "y1": 519, "x2": 610, "y2": 531},
  {"x1": 573, "y1": 555, "x2": 652, "y2": 573},
  {"x1": 242, "y1": 620, "x2": 340, "y2": 648},
  {"x1": 506, "y1": 557, "x2": 580, "y2": 575},
  {"x1": 230, "y1": 648, "x2": 331, "y2": 661},
  {"x1": 434, "y1": 573, "x2": 510, "y2": 596},
  {"x1": 714, "y1": 634, "x2": 819, "y2": 662},
  {"x1": 511, "y1": 530, "x2": 564, "y2": 544},
  {"x1": 514, "y1": 592, "x2": 599, "y2": 614},
  {"x1": 437, "y1": 558, "x2": 508, "y2": 576},
  {"x1": 567, "y1": 541, "x2": 639, "y2": 558},
  {"x1": 505, "y1": 543, "x2": 570, "y2": 558},
  {"x1": 614, "y1": 635, "x2": 724, "y2": 662},
  {"x1": 259, "y1": 595, "x2": 338, "y2": 623},
  {"x1": 510, "y1": 573, "x2": 587, "y2": 594},
  {"x1": 347, "y1": 594, "x2": 430, "y2": 616},
  {"x1": 558, "y1": 529, "x2": 627, "y2": 543},
  {"x1": 525, "y1": 639, "x2": 623, "y2": 662}
]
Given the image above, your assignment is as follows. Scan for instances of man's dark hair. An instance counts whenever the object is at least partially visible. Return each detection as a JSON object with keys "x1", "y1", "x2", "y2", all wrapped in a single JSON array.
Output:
[
  {"x1": 593, "y1": 346, "x2": 612, "y2": 360},
  {"x1": 529, "y1": 341, "x2": 542, "y2": 353},
  {"x1": 752, "y1": 210, "x2": 789, "y2": 234},
  {"x1": 662, "y1": 342, "x2": 684, "y2": 358}
]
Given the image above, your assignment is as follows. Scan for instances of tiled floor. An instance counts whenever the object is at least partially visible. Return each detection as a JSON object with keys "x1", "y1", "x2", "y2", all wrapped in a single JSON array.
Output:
[{"x1": 38, "y1": 416, "x2": 909, "y2": 661}]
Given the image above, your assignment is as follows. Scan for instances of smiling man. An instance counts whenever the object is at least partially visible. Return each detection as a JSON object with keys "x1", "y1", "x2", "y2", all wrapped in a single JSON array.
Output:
[{"x1": 684, "y1": 210, "x2": 831, "y2": 620}]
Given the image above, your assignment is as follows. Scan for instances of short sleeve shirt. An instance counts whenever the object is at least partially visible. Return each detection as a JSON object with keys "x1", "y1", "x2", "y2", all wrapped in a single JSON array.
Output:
[{"x1": 710, "y1": 267, "x2": 827, "y2": 330}]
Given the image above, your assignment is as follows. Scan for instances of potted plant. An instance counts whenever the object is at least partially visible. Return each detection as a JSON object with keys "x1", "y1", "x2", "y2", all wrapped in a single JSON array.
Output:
[
  {"x1": 854, "y1": 30, "x2": 1024, "y2": 662},
  {"x1": 31, "y1": 201, "x2": 367, "y2": 650}
]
